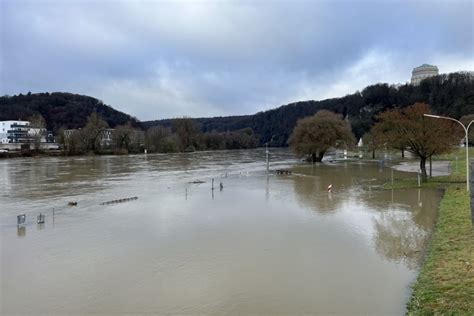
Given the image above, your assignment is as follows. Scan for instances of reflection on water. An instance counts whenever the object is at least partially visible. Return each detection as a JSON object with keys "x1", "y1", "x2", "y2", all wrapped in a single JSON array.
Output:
[
  {"x1": 291, "y1": 163, "x2": 440, "y2": 270},
  {"x1": 16, "y1": 226, "x2": 26, "y2": 237},
  {"x1": 0, "y1": 149, "x2": 441, "y2": 314}
]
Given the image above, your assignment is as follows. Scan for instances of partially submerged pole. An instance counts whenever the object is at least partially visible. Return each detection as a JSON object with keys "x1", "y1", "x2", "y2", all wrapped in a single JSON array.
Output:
[
  {"x1": 17, "y1": 214, "x2": 26, "y2": 226},
  {"x1": 266, "y1": 143, "x2": 269, "y2": 173},
  {"x1": 429, "y1": 156, "x2": 432, "y2": 178}
]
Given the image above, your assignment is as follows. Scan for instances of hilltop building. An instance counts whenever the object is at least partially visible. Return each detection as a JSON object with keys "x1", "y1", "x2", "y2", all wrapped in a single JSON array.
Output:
[{"x1": 411, "y1": 64, "x2": 439, "y2": 85}]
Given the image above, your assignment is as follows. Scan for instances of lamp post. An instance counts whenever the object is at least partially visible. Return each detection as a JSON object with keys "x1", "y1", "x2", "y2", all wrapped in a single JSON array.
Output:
[{"x1": 424, "y1": 114, "x2": 473, "y2": 191}]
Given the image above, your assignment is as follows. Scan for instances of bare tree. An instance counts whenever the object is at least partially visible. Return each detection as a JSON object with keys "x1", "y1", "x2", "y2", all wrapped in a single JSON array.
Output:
[
  {"x1": 373, "y1": 103, "x2": 461, "y2": 182},
  {"x1": 27, "y1": 113, "x2": 46, "y2": 151},
  {"x1": 80, "y1": 112, "x2": 109, "y2": 153},
  {"x1": 173, "y1": 118, "x2": 199, "y2": 152},
  {"x1": 145, "y1": 125, "x2": 171, "y2": 152},
  {"x1": 113, "y1": 123, "x2": 144, "y2": 154},
  {"x1": 362, "y1": 131, "x2": 384, "y2": 159}
]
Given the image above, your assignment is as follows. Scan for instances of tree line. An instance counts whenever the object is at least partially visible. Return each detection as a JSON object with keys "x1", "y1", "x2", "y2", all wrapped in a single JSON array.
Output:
[
  {"x1": 59, "y1": 114, "x2": 259, "y2": 155},
  {"x1": 146, "y1": 120, "x2": 258, "y2": 153}
]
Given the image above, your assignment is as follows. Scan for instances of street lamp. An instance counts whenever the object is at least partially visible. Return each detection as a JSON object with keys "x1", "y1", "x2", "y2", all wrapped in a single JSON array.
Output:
[{"x1": 424, "y1": 114, "x2": 473, "y2": 191}]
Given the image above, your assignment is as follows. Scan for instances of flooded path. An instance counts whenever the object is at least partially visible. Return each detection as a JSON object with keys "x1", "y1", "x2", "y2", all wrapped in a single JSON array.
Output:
[{"x1": 0, "y1": 149, "x2": 442, "y2": 314}]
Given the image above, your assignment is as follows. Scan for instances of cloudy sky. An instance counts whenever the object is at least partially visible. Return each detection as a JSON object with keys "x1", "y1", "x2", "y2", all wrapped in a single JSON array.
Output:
[{"x1": 1, "y1": 0, "x2": 473, "y2": 120}]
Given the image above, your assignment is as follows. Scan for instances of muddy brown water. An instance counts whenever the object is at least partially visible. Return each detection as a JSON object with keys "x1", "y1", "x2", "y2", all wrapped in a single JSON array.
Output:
[{"x1": 0, "y1": 149, "x2": 442, "y2": 314}]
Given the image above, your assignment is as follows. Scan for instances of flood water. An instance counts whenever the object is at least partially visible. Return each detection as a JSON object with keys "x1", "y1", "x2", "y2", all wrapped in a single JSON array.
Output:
[{"x1": 0, "y1": 149, "x2": 442, "y2": 315}]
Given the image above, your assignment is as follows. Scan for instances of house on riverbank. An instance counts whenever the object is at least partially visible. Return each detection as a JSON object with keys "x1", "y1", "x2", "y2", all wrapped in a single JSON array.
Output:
[{"x1": 0, "y1": 120, "x2": 57, "y2": 150}]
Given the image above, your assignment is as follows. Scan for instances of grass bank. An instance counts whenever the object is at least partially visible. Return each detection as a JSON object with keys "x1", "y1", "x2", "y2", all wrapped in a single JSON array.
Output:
[{"x1": 390, "y1": 150, "x2": 474, "y2": 314}]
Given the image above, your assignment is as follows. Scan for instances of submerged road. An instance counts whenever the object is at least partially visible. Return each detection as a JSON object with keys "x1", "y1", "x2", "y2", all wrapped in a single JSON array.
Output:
[{"x1": 392, "y1": 160, "x2": 451, "y2": 176}]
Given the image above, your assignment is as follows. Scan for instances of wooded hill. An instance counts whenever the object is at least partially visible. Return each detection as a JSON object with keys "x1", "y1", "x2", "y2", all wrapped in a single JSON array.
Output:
[
  {"x1": 145, "y1": 72, "x2": 474, "y2": 146},
  {"x1": 1, "y1": 72, "x2": 473, "y2": 147},
  {"x1": 0, "y1": 92, "x2": 142, "y2": 132}
]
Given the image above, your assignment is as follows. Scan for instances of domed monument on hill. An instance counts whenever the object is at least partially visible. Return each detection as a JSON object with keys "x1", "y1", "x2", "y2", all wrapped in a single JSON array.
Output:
[{"x1": 411, "y1": 64, "x2": 439, "y2": 85}]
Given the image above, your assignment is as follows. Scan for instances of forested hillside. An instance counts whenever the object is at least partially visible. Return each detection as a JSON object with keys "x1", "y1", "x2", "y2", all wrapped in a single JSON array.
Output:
[
  {"x1": 145, "y1": 72, "x2": 474, "y2": 146},
  {"x1": 1, "y1": 72, "x2": 472, "y2": 147},
  {"x1": 0, "y1": 92, "x2": 141, "y2": 132}
]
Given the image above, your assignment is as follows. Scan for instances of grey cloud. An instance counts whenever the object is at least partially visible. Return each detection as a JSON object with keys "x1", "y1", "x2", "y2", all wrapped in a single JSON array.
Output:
[{"x1": 1, "y1": 0, "x2": 472, "y2": 119}]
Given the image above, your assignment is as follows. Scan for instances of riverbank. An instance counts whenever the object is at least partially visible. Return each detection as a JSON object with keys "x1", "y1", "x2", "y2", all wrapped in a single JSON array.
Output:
[
  {"x1": 389, "y1": 151, "x2": 473, "y2": 314},
  {"x1": 407, "y1": 186, "x2": 473, "y2": 313},
  {"x1": 0, "y1": 150, "x2": 64, "y2": 159}
]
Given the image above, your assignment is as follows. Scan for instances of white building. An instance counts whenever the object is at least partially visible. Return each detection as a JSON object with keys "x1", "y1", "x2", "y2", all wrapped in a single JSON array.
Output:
[
  {"x1": 0, "y1": 120, "x2": 54, "y2": 145},
  {"x1": 0, "y1": 120, "x2": 31, "y2": 144},
  {"x1": 411, "y1": 64, "x2": 439, "y2": 85}
]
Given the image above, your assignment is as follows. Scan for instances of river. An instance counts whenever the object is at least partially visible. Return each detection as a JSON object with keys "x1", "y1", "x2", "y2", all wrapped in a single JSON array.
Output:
[{"x1": 0, "y1": 148, "x2": 442, "y2": 314}]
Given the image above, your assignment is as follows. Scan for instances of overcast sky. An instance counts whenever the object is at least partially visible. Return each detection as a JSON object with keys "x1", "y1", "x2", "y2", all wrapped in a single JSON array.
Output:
[{"x1": 1, "y1": 0, "x2": 473, "y2": 120}]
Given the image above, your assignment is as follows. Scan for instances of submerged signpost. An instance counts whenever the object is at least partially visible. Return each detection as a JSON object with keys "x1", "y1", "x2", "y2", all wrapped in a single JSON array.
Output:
[{"x1": 17, "y1": 214, "x2": 26, "y2": 226}]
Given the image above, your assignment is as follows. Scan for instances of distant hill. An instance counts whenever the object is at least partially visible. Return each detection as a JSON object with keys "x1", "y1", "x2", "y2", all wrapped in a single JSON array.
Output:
[
  {"x1": 145, "y1": 72, "x2": 474, "y2": 146},
  {"x1": 1, "y1": 72, "x2": 472, "y2": 146},
  {"x1": 0, "y1": 92, "x2": 142, "y2": 132}
]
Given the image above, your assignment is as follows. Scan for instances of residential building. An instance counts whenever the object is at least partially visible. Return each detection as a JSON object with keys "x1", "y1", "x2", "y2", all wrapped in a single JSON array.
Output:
[
  {"x1": 0, "y1": 120, "x2": 32, "y2": 144},
  {"x1": 0, "y1": 120, "x2": 54, "y2": 144},
  {"x1": 100, "y1": 129, "x2": 114, "y2": 147}
]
